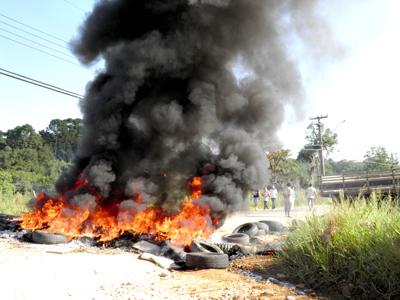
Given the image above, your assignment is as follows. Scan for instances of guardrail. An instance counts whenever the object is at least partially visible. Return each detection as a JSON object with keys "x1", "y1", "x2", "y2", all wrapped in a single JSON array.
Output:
[{"x1": 320, "y1": 168, "x2": 400, "y2": 198}]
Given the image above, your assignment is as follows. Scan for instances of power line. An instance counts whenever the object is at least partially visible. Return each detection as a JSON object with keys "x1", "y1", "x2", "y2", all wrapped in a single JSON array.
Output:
[
  {"x1": 0, "y1": 67, "x2": 83, "y2": 99},
  {"x1": 62, "y1": 0, "x2": 86, "y2": 12},
  {"x1": 0, "y1": 27, "x2": 75, "y2": 59},
  {"x1": 0, "y1": 67, "x2": 82, "y2": 98},
  {"x1": 0, "y1": 13, "x2": 68, "y2": 44},
  {"x1": 0, "y1": 20, "x2": 69, "y2": 51},
  {"x1": 0, "y1": 33, "x2": 83, "y2": 68}
]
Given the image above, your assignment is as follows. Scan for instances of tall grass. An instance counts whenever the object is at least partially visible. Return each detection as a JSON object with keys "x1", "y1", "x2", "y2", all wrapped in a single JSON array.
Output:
[
  {"x1": 0, "y1": 193, "x2": 31, "y2": 216},
  {"x1": 281, "y1": 195, "x2": 400, "y2": 298}
]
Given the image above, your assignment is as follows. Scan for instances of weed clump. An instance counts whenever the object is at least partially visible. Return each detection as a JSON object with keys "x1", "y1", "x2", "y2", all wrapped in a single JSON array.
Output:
[{"x1": 281, "y1": 195, "x2": 400, "y2": 298}]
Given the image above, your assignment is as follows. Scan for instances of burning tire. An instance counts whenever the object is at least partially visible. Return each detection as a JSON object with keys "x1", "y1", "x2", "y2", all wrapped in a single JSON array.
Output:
[
  {"x1": 185, "y1": 252, "x2": 229, "y2": 269},
  {"x1": 221, "y1": 233, "x2": 250, "y2": 244},
  {"x1": 258, "y1": 220, "x2": 285, "y2": 232},
  {"x1": 232, "y1": 222, "x2": 258, "y2": 237},
  {"x1": 31, "y1": 230, "x2": 68, "y2": 244},
  {"x1": 190, "y1": 239, "x2": 223, "y2": 254}
]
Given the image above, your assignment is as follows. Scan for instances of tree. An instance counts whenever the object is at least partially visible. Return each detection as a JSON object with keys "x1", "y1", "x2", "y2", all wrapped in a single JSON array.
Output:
[
  {"x1": 267, "y1": 149, "x2": 309, "y2": 187},
  {"x1": 40, "y1": 118, "x2": 82, "y2": 162},
  {"x1": 326, "y1": 158, "x2": 365, "y2": 175},
  {"x1": 363, "y1": 146, "x2": 399, "y2": 172},
  {"x1": 305, "y1": 123, "x2": 338, "y2": 155},
  {"x1": 267, "y1": 149, "x2": 291, "y2": 178},
  {"x1": 0, "y1": 131, "x2": 6, "y2": 150},
  {"x1": 5, "y1": 124, "x2": 43, "y2": 149},
  {"x1": 0, "y1": 124, "x2": 66, "y2": 194},
  {"x1": 0, "y1": 170, "x2": 15, "y2": 195}
]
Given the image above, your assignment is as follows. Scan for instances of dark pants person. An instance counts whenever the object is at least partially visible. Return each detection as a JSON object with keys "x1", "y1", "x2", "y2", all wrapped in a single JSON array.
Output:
[
  {"x1": 271, "y1": 198, "x2": 276, "y2": 209},
  {"x1": 263, "y1": 199, "x2": 269, "y2": 209}
]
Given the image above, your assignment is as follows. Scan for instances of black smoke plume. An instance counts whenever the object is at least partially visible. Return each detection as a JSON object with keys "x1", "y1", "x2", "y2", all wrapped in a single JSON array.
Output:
[{"x1": 56, "y1": 0, "x2": 331, "y2": 223}]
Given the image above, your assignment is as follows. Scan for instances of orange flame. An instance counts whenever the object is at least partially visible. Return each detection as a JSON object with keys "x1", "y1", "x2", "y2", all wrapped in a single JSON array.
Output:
[{"x1": 21, "y1": 176, "x2": 216, "y2": 246}]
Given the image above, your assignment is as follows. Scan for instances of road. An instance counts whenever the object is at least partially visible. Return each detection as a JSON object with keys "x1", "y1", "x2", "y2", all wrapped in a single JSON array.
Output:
[
  {"x1": 0, "y1": 205, "x2": 331, "y2": 299},
  {"x1": 212, "y1": 205, "x2": 331, "y2": 240}
]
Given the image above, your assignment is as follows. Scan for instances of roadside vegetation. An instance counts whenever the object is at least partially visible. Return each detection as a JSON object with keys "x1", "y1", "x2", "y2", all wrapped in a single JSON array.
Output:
[
  {"x1": 0, "y1": 119, "x2": 80, "y2": 215},
  {"x1": 280, "y1": 194, "x2": 400, "y2": 298}
]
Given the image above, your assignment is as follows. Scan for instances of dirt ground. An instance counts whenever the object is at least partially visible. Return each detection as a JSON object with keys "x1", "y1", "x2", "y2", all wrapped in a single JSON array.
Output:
[{"x1": 0, "y1": 206, "x2": 332, "y2": 300}]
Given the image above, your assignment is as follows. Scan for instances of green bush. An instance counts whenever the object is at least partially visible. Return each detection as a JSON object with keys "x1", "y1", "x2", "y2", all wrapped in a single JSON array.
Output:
[
  {"x1": 281, "y1": 196, "x2": 400, "y2": 298},
  {"x1": 0, "y1": 170, "x2": 15, "y2": 195},
  {"x1": 0, "y1": 192, "x2": 31, "y2": 215}
]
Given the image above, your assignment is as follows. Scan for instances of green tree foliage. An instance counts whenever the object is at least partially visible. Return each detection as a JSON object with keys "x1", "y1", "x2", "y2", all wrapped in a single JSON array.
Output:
[
  {"x1": 0, "y1": 121, "x2": 78, "y2": 196},
  {"x1": 363, "y1": 146, "x2": 399, "y2": 172},
  {"x1": 267, "y1": 150, "x2": 309, "y2": 187},
  {"x1": 0, "y1": 130, "x2": 6, "y2": 150},
  {"x1": 40, "y1": 118, "x2": 82, "y2": 162},
  {"x1": 0, "y1": 124, "x2": 53, "y2": 173},
  {"x1": 325, "y1": 158, "x2": 365, "y2": 175},
  {"x1": 0, "y1": 170, "x2": 15, "y2": 195},
  {"x1": 305, "y1": 123, "x2": 338, "y2": 155}
]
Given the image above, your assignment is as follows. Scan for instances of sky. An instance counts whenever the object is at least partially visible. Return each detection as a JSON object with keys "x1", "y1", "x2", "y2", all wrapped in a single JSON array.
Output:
[{"x1": 0, "y1": 0, "x2": 399, "y2": 162}]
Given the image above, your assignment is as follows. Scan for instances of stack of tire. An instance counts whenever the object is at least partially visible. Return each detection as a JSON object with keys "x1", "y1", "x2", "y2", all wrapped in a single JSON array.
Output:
[
  {"x1": 186, "y1": 239, "x2": 229, "y2": 269},
  {"x1": 185, "y1": 220, "x2": 285, "y2": 269},
  {"x1": 221, "y1": 220, "x2": 285, "y2": 244}
]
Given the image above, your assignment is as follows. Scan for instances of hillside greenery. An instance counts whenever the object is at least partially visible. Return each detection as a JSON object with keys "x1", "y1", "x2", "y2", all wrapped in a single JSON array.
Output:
[{"x1": 0, "y1": 119, "x2": 80, "y2": 214}]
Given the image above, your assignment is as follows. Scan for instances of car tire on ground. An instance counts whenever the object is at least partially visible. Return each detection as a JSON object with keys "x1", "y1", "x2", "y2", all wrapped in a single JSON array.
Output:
[
  {"x1": 185, "y1": 252, "x2": 229, "y2": 269},
  {"x1": 254, "y1": 229, "x2": 267, "y2": 236},
  {"x1": 254, "y1": 222, "x2": 269, "y2": 232},
  {"x1": 31, "y1": 230, "x2": 68, "y2": 244},
  {"x1": 190, "y1": 239, "x2": 223, "y2": 254},
  {"x1": 215, "y1": 243, "x2": 241, "y2": 255},
  {"x1": 258, "y1": 220, "x2": 285, "y2": 232},
  {"x1": 221, "y1": 233, "x2": 250, "y2": 244},
  {"x1": 232, "y1": 222, "x2": 258, "y2": 237}
]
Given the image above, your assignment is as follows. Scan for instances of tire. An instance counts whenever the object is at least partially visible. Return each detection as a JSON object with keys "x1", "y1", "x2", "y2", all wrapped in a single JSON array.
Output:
[
  {"x1": 221, "y1": 233, "x2": 250, "y2": 244},
  {"x1": 31, "y1": 230, "x2": 68, "y2": 244},
  {"x1": 254, "y1": 229, "x2": 267, "y2": 236},
  {"x1": 254, "y1": 222, "x2": 269, "y2": 232},
  {"x1": 185, "y1": 252, "x2": 229, "y2": 269},
  {"x1": 232, "y1": 222, "x2": 258, "y2": 237},
  {"x1": 258, "y1": 220, "x2": 285, "y2": 232},
  {"x1": 214, "y1": 243, "x2": 241, "y2": 255},
  {"x1": 190, "y1": 239, "x2": 223, "y2": 254}
]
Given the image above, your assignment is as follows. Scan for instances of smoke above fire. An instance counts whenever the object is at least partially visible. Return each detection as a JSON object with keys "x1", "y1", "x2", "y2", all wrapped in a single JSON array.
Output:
[
  {"x1": 23, "y1": 0, "x2": 336, "y2": 244},
  {"x1": 68, "y1": 0, "x2": 333, "y2": 217}
]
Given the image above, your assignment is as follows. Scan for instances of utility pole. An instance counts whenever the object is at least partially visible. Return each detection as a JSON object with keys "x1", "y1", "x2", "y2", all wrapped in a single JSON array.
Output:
[{"x1": 310, "y1": 114, "x2": 328, "y2": 177}]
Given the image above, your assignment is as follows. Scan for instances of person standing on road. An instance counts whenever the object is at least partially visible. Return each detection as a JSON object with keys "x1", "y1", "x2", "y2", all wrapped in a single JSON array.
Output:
[
  {"x1": 269, "y1": 184, "x2": 278, "y2": 209},
  {"x1": 262, "y1": 186, "x2": 270, "y2": 210},
  {"x1": 283, "y1": 183, "x2": 295, "y2": 217},
  {"x1": 306, "y1": 183, "x2": 317, "y2": 210},
  {"x1": 252, "y1": 190, "x2": 260, "y2": 210}
]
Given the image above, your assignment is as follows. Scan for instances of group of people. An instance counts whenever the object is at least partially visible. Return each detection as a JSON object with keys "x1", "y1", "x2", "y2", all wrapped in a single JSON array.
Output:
[
  {"x1": 252, "y1": 183, "x2": 317, "y2": 218},
  {"x1": 252, "y1": 185, "x2": 278, "y2": 210}
]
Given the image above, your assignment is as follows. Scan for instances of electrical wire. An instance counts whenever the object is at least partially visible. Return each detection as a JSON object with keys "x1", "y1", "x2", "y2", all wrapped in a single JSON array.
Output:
[
  {"x1": 62, "y1": 0, "x2": 86, "y2": 12},
  {"x1": 0, "y1": 67, "x2": 83, "y2": 99},
  {"x1": 0, "y1": 33, "x2": 83, "y2": 68},
  {"x1": 0, "y1": 27, "x2": 75, "y2": 59},
  {"x1": 0, "y1": 13, "x2": 68, "y2": 44},
  {"x1": 0, "y1": 20, "x2": 69, "y2": 51}
]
